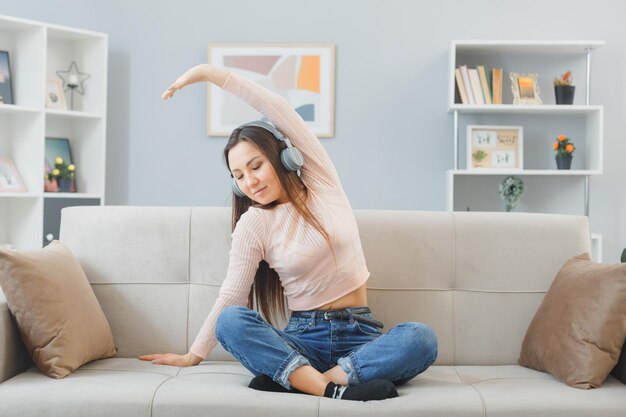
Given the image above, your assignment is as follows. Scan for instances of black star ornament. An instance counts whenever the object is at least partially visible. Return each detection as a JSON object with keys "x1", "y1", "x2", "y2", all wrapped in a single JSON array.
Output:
[{"x1": 56, "y1": 61, "x2": 90, "y2": 95}]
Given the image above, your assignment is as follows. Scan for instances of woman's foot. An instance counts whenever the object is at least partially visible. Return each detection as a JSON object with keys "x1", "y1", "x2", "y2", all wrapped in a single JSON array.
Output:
[
  {"x1": 324, "y1": 379, "x2": 398, "y2": 401},
  {"x1": 248, "y1": 375, "x2": 302, "y2": 393}
]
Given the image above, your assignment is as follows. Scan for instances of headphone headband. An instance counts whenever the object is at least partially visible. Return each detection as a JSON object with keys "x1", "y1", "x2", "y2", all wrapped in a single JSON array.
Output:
[{"x1": 238, "y1": 120, "x2": 286, "y2": 142}]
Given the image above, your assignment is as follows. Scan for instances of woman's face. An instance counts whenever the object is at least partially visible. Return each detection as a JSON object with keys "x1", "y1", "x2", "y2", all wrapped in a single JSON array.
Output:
[{"x1": 229, "y1": 141, "x2": 289, "y2": 205}]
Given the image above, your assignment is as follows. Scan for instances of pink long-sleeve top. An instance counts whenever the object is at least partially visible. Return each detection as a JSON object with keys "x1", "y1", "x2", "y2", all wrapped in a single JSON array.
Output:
[{"x1": 190, "y1": 73, "x2": 370, "y2": 359}]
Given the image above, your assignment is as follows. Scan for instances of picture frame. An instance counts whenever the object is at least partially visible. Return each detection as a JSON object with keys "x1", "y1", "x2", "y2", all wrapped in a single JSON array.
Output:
[
  {"x1": 0, "y1": 157, "x2": 27, "y2": 192},
  {"x1": 45, "y1": 79, "x2": 67, "y2": 110},
  {"x1": 467, "y1": 125, "x2": 523, "y2": 170},
  {"x1": 510, "y1": 72, "x2": 542, "y2": 105},
  {"x1": 0, "y1": 50, "x2": 14, "y2": 105},
  {"x1": 207, "y1": 43, "x2": 335, "y2": 137}
]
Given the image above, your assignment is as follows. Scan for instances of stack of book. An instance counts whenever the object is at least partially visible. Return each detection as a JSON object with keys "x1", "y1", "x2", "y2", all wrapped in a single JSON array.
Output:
[{"x1": 455, "y1": 65, "x2": 503, "y2": 105}]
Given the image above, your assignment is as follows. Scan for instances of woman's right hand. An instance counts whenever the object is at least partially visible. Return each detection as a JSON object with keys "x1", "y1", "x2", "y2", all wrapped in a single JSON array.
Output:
[{"x1": 138, "y1": 352, "x2": 203, "y2": 367}]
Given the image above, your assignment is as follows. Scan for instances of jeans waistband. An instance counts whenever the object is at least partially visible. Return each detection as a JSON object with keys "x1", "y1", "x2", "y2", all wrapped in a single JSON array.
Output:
[{"x1": 290, "y1": 307, "x2": 384, "y2": 329}]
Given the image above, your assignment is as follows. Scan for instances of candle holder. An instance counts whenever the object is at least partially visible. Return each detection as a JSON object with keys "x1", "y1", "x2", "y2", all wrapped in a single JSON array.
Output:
[{"x1": 56, "y1": 61, "x2": 90, "y2": 110}]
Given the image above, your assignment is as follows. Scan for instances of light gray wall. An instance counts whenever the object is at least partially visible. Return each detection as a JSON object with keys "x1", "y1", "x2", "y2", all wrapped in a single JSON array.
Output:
[{"x1": 3, "y1": 0, "x2": 625, "y2": 262}]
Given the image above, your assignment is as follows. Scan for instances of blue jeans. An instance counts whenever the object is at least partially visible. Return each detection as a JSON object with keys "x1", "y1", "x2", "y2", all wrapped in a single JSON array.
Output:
[{"x1": 215, "y1": 305, "x2": 438, "y2": 390}]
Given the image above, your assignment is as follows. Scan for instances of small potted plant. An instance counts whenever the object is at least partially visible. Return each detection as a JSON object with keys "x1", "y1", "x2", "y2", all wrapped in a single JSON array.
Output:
[
  {"x1": 499, "y1": 176, "x2": 525, "y2": 212},
  {"x1": 553, "y1": 134, "x2": 575, "y2": 169},
  {"x1": 554, "y1": 71, "x2": 575, "y2": 105},
  {"x1": 47, "y1": 156, "x2": 76, "y2": 192}
]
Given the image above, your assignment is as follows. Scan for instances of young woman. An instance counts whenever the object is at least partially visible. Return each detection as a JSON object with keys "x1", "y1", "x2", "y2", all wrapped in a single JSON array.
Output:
[{"x1": 139, "y1": 64, "x2": 438, "y2": 401}]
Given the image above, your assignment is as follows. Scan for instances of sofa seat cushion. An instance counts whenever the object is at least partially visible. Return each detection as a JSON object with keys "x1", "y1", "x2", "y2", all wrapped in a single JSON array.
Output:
[
  {"x1": 1, "y1": 361, "x2": 625, "y2": 417},
  {"x1": 0, "y1": 358, "x2": 173, "y2": 417},
  {"x1": 455, "y1": 365, "x2": 626, "y2": 417}
]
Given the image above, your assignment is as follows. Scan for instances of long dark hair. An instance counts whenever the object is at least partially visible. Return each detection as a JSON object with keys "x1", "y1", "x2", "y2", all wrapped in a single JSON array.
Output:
[{"x1": 224, "y1": 125, "x2": 335, "y2": 325}]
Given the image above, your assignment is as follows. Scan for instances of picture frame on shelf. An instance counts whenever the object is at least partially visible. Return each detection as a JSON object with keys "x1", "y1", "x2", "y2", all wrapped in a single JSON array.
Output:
[
  {"x1": 207, "y1": 43, "x2": 336, "y2": 137},
  {"x1": 0, "y1": 157, "x2": 27, "y2": 192},
  {"x1": 0, "y1": 50, "x2": 14, "y2": 105},
  {"x1": 467, "y1": 125, "x2": 523, "y2": 170},
  {"x1": 44, "y1": 137, "x2": 76, "y2": 193},
  {"x1": 510, "y1": 72, "x2": 542, "y2": 105},
  {"x1": 45, "y1": 79, "x2": 67, "y2": 110}
]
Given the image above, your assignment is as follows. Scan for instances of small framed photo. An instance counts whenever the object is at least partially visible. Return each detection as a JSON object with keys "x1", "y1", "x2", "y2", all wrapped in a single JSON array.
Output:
[
  {"x1": 0, "y1": 157, "x2": 27, "y2": 192},
  {"x1": 207, "y1": 44, "x2": 336, "y2": 137},
  {"x1": 0, "y1": 50, "x2": 14, "y2": 105},
  {"x1": 45, "y1": 137, "x2": 73, "y2": 169},
  {"x1": 510, "y1": 72, "x2": 542, "y2": 105},
  {"x1": 46, "y1": 79, "x2": 67, "y2": 110},
  {"x1": 467, "y1": 125, "x2": 523, "y2": 170}
]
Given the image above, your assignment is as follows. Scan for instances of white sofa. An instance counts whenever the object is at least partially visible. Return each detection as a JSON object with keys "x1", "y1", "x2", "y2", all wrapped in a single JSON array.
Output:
[{"x1": 1, "y1": 206, "x2": 625, "y2": 417}]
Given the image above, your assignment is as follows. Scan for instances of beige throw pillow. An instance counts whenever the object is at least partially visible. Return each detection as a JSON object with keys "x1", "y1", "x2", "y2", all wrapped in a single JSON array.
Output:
[
  {"x1": 519, "y1": 252, "x2": 626, "y2": 389},
  {"x1": 0, "y1": 240, "x2": 116, "y2": 378}
]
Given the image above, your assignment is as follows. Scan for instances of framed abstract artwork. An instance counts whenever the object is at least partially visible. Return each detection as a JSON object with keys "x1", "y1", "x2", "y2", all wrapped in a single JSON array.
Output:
[{"x1": 207, "y1": 44, "x2": 335, "y2": 137}]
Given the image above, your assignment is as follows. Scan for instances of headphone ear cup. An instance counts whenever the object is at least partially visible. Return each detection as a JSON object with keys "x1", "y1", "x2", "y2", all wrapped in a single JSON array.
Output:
[
  {"x1": 281, "y1": 147, "x2": 304, "y2": 172},
  {"x1": 231, "y1": 177, "x2": 246, "y2": 198}
]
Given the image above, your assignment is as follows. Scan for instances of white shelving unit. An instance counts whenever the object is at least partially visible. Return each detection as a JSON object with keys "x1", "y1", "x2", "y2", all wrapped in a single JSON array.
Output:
[
  {"x1": 447, "y1": 40, "x2": 605, "y2": 261},
  {"x1": 0, "y1": 15, "x2": 107, "y2": 249}
]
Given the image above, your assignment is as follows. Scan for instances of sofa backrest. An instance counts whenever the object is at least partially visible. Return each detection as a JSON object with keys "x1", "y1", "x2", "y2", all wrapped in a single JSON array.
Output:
[{"x1": 60, "y1": 206, "x2": 590, "y2": 365}]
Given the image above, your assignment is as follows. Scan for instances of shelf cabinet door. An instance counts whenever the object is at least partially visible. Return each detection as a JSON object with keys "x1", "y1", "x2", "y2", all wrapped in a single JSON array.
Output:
[{"x1": 43, "y1": 197, "x2": 100, "y2": 246}]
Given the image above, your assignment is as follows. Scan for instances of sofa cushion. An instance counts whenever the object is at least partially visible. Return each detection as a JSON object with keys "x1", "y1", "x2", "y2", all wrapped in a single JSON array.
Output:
[
  {"x1": 518, "y1": 253, "x2": 626, "y2": 389},
  {"x1": 3, "y1": 361, "x2": 625, "y2": 417},
  {"x1": 0, "y1": 241, "x2": 116, "y2": 379},
  {"x1": 456, "y1": 365, "x2": 626, "y2": 417}
]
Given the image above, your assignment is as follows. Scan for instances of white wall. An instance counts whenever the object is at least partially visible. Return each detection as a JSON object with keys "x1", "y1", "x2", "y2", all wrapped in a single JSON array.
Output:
[{"x1": 3, "y1": 0, "x2": 625, "y2": 261}]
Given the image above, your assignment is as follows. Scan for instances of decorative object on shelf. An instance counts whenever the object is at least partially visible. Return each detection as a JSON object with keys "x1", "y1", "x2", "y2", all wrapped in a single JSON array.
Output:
[
  {"x1": 0, "y1": 50, "x2": 14, "y2": 105},
  {"x1": 44, "y1": 137, "x2": 76, "y2": 193},
  {"x1": 553, "y1": 134, "x2": 575, "y2": 170},
  {"x1": 0, "y1": 157, "x2": 27, "y2": 192},
  {"x1": 46, "y1": 156, "x2": 76, "y2": 193},
  {"x1": 467, "y1": 125, "x2": 523, "y2": 170},
  {"x1": 56, "y1": 61, "x2": 90, "y2": 110},
  {"x1": 510, "y1": 72, "x2": 542, "y2": 105},
  {"x1": 499, "y1": 176, "x2": 525, "y2": 212},
  {"x1": 554, "y1": 71, "x2": 575, "y2": 105},
  {"x1": 207, "y1": 44, "x2": 336, "y2": 137},
  {"x1": 45, "y1": 79, "x2": 67, "y2": 110}
]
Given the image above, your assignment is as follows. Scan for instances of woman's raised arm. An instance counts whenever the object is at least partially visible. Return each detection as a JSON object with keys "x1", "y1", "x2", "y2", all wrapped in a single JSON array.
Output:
[{"x1": 162, "y1": 64, "x2": 342, "y2": 192}]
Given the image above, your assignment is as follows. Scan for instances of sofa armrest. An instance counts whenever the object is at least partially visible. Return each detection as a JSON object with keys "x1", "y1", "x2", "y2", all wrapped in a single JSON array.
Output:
[{"x1": 0, "y1": 289, "x2": 32, "y2": 383}]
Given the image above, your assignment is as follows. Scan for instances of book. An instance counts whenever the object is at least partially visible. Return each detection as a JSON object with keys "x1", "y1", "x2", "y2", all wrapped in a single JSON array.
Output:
[
  {"x1": 477, "y1": 65, "x2": 492, "y2": 105},
  {"x1": 492, "y1": 68, "x2": 503, "y2": 104},
  {"x1": 468, "y1": 68, "x2": 485, "y2": 105},
  {"x1": 459, "y1": 65, "x2": 475, "y2": 105},
  {"x1": 483, "y1": 65, "x2": 493, "y2": 101},
  {"x1": 455, "y1": 68, "x2": 469, "y2": 104}
]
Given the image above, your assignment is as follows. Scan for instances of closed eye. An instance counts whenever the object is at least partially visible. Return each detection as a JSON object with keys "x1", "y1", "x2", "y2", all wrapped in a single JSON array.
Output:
[{"x1": 234, "y1": 163, "x2": 262, "y2": 181}]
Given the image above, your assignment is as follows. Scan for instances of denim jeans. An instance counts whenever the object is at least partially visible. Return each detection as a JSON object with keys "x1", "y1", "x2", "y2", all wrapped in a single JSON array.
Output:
[{"x1": 215, "y1": 305, "x2": 438, "y2": 390}]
